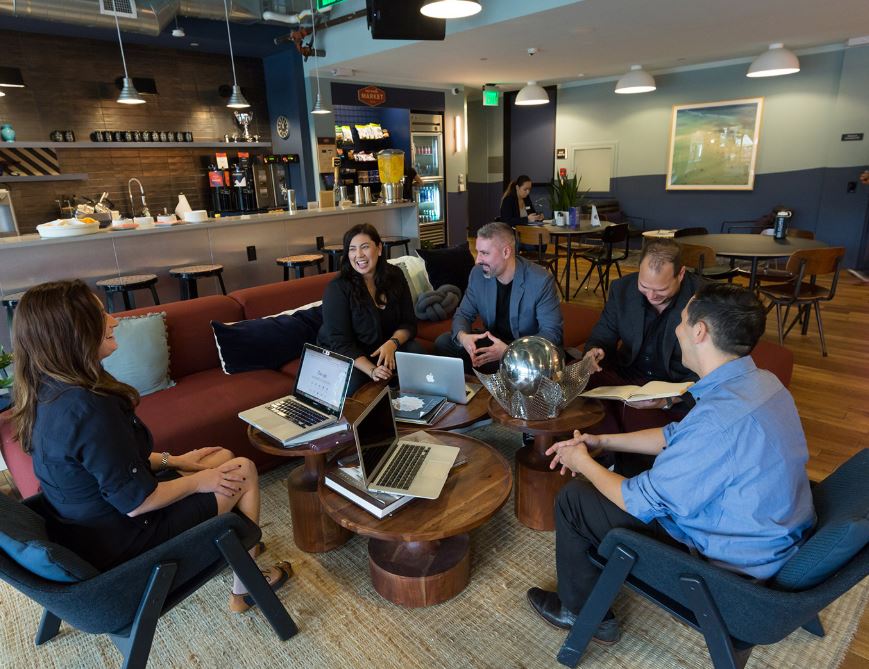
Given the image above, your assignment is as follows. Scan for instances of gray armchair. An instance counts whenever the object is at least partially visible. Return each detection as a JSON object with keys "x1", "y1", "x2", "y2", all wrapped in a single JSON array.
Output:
[
  {"x1": 557, "y1": 448, "x2": 869, "y2": 668},
  {"x1": 0, "y1": 493, "x2": 298, "y2": 669}
]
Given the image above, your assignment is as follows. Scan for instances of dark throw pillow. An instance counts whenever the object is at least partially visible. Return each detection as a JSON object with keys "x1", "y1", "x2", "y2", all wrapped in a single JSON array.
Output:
[
  {"x1": 416, "y1": 284, "x2": 462, "y2": 321},
  {"x1": 417, "y1": 242, "x2": 475, "y2": 294},
  {"x1": 212, "y1": 306, "x2": 324, "y2": 374}
]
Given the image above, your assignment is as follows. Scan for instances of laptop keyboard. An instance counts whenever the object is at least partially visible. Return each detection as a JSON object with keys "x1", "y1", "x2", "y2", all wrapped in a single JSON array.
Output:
[
  {"x1": 376, "y1": 443, "x2": 430, "y2": 491},
  {"x1": 268, "y1": 398, "x2": 325, "y2": 428}
]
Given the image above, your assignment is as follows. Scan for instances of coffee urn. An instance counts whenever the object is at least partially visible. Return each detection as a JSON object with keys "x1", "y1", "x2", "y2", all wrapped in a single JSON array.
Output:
[{"x1": 208, "y1": 165, "x2": 234, "y2": 214}]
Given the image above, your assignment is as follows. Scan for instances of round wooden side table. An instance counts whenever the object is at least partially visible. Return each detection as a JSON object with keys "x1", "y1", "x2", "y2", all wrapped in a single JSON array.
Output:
[
  {"x1": 319, "y1": 431, "x2": 511, "y2": 608},
  {"x1": 487, "y1": 395, "x2": 604, "y2": 531},
  {"x1": 352, "y1": 376, "x2": 490, "y2": 431},
  {"x1": 247, "y1": 398, "x2": 365, "y2": 553}
]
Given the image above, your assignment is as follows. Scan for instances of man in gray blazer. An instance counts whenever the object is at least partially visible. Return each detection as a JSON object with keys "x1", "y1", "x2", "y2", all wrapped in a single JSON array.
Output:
[{"x1": 435, "y1": 221, "x2": 563, "y2": 373}]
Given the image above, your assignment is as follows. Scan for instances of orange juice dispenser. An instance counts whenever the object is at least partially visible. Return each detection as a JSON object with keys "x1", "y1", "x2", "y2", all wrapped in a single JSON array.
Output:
[{"x1": 377, "y1": 148, "x2": 404, "y2": 204}]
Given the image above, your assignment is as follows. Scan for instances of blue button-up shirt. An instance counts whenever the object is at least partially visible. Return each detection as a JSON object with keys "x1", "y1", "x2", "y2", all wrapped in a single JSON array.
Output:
[{"x1": 621, "y1": 356, "x2": 815, "y2": 579}]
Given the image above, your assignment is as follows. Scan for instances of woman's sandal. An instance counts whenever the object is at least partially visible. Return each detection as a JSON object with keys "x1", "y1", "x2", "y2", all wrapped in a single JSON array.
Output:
[
  {"x1": 229, "y1": 560, "x2": 293, "y2": 613},
  {"x1": 252, "y1": 541, "x2": 266, "y2": 558}
]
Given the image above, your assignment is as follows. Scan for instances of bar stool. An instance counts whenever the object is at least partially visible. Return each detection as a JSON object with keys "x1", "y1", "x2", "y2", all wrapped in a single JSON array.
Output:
[
  {"x1": 169, "y1": 264, "x2": 227, "y2": 300},
  {"x1": 275, "y1": 254, "x2": 325, "y2": 281},
  {"x1": 96, "y1": 274, "x2": 160, "y2": 313},
  {"x1": 381, "y1": 235, "x2": 411, "y2": 258},
  {"x1": 2, "y1": 291, "x2": 26, "y2": 336},
  {"x1": 315, "y1": 236, "x2": 344, "y2": 272}
]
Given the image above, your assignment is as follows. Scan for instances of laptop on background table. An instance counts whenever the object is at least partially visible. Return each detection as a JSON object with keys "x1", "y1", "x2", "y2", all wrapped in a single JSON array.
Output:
[
  {"x1": 396, "y1": 351, "x2": 481, "y2": 405},
  {"x1": 238, "y1": 344, "x2": 353, "y2": 446},
  {"x1": 353, "y1": 386, "x2": 459, "y2": 499}
]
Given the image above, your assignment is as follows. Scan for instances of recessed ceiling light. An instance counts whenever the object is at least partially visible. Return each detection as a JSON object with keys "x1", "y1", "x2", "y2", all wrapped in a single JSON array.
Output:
[
  {"x1": 190, "y1": 42, "x2": 199, "y2": 47},
  {"x1": 420, "y1": 0, "x2": 482, "y2": 19}
]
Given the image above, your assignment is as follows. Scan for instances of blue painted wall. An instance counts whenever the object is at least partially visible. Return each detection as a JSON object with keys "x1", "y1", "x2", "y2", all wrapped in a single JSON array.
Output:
[
  {"x1": 263, "y1": 49, "x2": 314, "y2": 206},
  {"x1": 550, "y1": 49, "x2": 869, "y2": 267}
]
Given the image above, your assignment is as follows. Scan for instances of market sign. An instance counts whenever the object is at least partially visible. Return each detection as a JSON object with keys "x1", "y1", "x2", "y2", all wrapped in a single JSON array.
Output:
[{"x1": 357, "y1": 85, "x2": 386, "y2": 107}]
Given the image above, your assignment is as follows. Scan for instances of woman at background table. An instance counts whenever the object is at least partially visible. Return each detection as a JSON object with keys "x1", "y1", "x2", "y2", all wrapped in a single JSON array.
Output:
[
  {"x1": 318, "y1": 223, "x2": 425, "y2": 395},
  {"x1": 10, "y1": 280, "x2": 291, "y2": 613},
  {"x1": 500, "y1": 175, "x2": 545, "y2": 227}
]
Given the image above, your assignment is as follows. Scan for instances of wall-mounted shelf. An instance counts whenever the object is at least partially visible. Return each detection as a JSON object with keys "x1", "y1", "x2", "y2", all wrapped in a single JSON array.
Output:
[
  {"x1": 0, "y1": 173, "x2": 88, "y2": 182},
  {"x1": 2, "y1": 142, "x2": 272, "y2": 149}
]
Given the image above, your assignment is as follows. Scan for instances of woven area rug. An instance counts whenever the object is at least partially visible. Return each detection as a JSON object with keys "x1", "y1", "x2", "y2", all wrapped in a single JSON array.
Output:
[{"x1": 1, "y1": 423, "x2": 866, "y2": 669}]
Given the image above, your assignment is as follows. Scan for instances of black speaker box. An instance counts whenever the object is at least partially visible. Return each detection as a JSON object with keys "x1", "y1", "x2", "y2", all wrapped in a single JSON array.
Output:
[{"x1": 366, "y1": 0, "x2": 446, "y2": 40}]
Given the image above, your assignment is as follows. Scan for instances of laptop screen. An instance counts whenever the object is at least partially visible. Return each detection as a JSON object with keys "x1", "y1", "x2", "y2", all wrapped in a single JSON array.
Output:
[
  {"x1": 355, "y1": 389, "x2": 398, "y2": 482},
  {"x1": 294, "y1": 345, "x2": 352, "y2": 415}
]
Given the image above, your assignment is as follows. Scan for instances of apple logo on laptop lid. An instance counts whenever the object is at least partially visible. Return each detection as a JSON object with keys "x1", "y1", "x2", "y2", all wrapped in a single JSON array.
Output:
[{"x1": 426, "y1": 372, "x2": 436, "y2": 383}]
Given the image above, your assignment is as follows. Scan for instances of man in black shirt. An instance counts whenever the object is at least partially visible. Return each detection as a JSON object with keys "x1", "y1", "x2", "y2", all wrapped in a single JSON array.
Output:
[
  {"x1": 435, "y1": 221, "x2": 563, "y2": 373},
  {"x1": 582, "y1": 239, "x2": 702, "y2": 474}
]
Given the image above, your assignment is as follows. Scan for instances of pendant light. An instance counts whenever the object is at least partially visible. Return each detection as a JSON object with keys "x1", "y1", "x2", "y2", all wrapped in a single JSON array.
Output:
[
  {"x1": 515, "y1": 82, "x2": 548, "y2": 106},
  {"x1": 614, "y1": 65, "x2": 656, "y2": 94},
  {"x1": 223, "y1": 0, "x2": 250, "y2": 109},
  {"x1": 113, "y1": 13, "x2": 144, "y2": 105},
  {"x1": 309, "y1": 0, "x2": 331, "y2": 115},
  {"x1": 747, "y1": 43, "x2": 800, "y2": 78},
  {"x1": 420, "y1": 0, "x2": 482, "y2": 19}
]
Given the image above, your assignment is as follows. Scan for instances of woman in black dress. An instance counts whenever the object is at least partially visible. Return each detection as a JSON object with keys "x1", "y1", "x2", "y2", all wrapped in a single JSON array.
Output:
[
  {"x1": 9, "y1": 280, "x2": 290, "y2": 612},
  {"x1": 499, "y1": 174, "x2": 545, "y2": 227},
  {"x1": 318, "y1": 223, "x2": 426, "y2": 394}
]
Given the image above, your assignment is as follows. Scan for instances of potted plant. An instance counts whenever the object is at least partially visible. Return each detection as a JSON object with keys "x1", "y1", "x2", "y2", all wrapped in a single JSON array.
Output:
[
  {"x1": 549, "y1": 175, "x2": 588, "y2": 226},
  {"x1": 0, "y1": 346, "x2": 12, "y2": 413}
]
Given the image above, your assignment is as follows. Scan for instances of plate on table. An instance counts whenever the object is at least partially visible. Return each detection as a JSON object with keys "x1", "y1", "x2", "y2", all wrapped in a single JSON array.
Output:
[
  {"x1": 36, "y1": 219, "x2": 101, "y2": 239},
  {"x1": 154, "y1": 219, "x2": 185, "y2": 226}
]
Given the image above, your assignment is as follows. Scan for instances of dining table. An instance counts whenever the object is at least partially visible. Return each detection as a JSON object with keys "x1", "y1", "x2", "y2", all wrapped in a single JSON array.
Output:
[
  {"x1": 542, "y1": 221, "x2": 612, "y2": 298},
  {"x1": 675, "y1": 233, "x2": 829, "y2": 289}
]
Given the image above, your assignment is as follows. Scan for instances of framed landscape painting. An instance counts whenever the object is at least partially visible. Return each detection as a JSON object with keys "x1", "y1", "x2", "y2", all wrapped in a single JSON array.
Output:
[{"x1": 665, "y1": 98, "x2": 764, "y2": 190}]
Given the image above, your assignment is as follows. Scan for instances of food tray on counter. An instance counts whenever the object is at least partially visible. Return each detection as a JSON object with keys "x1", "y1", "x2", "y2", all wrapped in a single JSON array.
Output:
[{"x1": 36, "y1": 219, "x2": 101, "y2": 238}]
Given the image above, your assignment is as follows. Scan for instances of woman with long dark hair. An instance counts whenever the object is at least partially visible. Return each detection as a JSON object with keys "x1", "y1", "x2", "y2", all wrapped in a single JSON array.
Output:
[
  {"x1": 10, "y1": 280, "x2": 290, "y2": 613},
  {"x1": 499, "y1": 175, "x2": 544, "y2": 227},
  {"x1": 318, "y1": 223, "x2": 424, "y2": 394}
]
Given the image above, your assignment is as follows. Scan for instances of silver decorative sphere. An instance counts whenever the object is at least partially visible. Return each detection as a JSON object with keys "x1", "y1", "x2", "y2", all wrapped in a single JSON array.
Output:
[{"x1": 500, "y1": 336, "x2": 565, "y2": 395}]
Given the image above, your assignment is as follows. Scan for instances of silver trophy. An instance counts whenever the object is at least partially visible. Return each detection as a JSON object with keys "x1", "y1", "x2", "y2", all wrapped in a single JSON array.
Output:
[
  {"x1": 233, "y1": 111, "x2": 253, "y2": 142},
  {"x1": 475, "y1": 336, "x2": 595, "y2": 420}
]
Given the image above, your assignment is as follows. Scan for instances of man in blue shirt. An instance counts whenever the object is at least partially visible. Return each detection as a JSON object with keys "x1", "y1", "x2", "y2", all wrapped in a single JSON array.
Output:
[{"x1": 527, "y1": 282, "x2": 815, "y2": 645}]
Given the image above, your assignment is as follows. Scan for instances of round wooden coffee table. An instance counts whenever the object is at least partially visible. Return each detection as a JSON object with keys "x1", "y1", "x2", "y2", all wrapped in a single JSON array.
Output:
[
  {"x1": 319, "y1": 431, "x2": 511, "y2": 607},
  {"x1": 352, "y1": 376, "x2": 490, "y2": 431},
  {"x1": 487, "y1": 395, "x2": 604, "y2": 531},
  {"x1": 247, "y1": 398, "x2": 366, "y2": 553}
]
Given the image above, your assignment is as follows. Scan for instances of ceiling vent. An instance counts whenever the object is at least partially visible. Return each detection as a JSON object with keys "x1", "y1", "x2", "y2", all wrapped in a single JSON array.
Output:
[{"x1": 99, "y1": 0, "x2": 138, "y2": 19}]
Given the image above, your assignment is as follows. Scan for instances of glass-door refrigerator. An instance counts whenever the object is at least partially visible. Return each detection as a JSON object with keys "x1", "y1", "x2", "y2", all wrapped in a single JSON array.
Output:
[{"x1": 411, "y1": 113, "x2": 446, "y2": 246}]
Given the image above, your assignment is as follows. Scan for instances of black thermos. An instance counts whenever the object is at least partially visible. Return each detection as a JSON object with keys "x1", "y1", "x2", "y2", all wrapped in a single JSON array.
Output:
[{"x1": 772, "y1": 210, "x2": 792, "y2": 240}]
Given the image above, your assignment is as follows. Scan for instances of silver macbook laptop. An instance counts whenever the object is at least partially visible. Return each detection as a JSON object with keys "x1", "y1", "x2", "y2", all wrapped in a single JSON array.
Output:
[
  {"x1": 395, "y1": 351, "x2": 481, "y2": 405},
  {"x1": 355, "y1": 386, "x2": 459, "y2": 498},
  {"x1": 238, "y1": 344, "x2": 352, "y2": 445}
]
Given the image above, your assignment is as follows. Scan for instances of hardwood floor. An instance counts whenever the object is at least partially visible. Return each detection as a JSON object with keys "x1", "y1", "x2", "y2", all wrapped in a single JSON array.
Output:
[{"x1": 561, "y1": 256, "x2": 869, "y2": 665}]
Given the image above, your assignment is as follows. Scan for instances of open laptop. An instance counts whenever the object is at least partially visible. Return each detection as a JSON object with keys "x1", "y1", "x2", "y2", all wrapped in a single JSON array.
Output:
[
  {"x1": 354, "y1": 386, "x2": 459, "y2": 498},
  {"x1": 395, "y1": 351, "x2": 481, "y2": 404},
  {"x1": 238, "y1": 344, "x2": 353, "y2": 445}
]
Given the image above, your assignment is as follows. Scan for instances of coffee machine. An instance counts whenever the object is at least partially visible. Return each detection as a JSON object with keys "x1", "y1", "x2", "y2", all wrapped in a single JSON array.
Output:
[
  {"x1": 232, "y1": 152, "x2": 256, "y2": 213},
  {"x1": 252, "y1": 154, "x2": 299, "y2": 210}
]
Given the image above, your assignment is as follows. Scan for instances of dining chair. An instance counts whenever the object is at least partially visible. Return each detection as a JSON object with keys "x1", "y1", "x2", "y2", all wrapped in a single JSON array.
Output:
[
  {"x1": 758, "y1": 247, "x2": 845, "y2": 356},
  {"x1": 673, "y1": 226, "x2": 709, "y2": 237},
  {"x1": 573, "y1": 223, "x2": 629, "y2": 303},
  {"x1": 677, "y1": 243, "x2": 738, "y2": 281},
  {"x1": 515, "y1": 225, "x2": 561, "y2": 294}
]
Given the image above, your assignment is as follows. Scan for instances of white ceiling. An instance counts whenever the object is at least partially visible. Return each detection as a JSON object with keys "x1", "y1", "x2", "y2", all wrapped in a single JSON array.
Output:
[{"x1": 319, "y1": 0, "x2": 869, "y2": 91}]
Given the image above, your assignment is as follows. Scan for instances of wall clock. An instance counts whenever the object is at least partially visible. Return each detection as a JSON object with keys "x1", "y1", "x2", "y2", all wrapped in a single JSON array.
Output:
[{"x1": 275, "y1": 115, "x2": 290, "y2": 140}]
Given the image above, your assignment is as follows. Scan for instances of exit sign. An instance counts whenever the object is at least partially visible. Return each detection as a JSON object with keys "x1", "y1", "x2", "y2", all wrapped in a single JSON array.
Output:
[
  {"x1": 483, "y1": 89, "x2": 499, "y2": 107},
  {"x1": 317, "y1": 0, "x2": 345, "y2": 8}
]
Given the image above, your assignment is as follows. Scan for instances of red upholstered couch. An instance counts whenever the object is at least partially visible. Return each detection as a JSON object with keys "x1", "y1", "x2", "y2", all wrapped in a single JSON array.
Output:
[{"x1": 0, "y1": 271, "x2": 792, "y2": 498}]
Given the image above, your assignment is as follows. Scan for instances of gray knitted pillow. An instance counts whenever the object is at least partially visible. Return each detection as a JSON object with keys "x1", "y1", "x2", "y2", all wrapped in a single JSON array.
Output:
[{"x1": 415, "y1": 284, "x2": 461, "y2": 321}]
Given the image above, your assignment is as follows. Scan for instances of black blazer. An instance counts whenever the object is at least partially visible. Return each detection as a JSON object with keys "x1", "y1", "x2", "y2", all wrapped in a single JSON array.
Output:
[
  {"x1": 583, "y1": 272, "x2": 702, "y2": 382},
  {"x1": 317, "y1": 264, "x2": 417, "y2": 360},
  {"x1": 499, "y1": 191, "x2": 537, "y2": 228}
]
